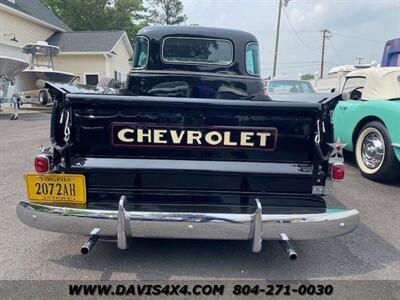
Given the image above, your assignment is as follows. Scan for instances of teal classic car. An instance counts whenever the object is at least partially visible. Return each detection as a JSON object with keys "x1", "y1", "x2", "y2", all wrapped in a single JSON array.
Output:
[{"x1": 333, "y1": 67, "x2": 400, "y2": 181}]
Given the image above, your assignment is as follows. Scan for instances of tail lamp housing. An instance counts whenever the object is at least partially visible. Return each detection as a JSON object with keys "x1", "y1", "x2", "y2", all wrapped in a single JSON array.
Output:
[
  {"x1": 34, "y1": 154, "x2": 51, "y2": 173},
  {"x1": 331, "y1": 162, "x2": 345, "y2": 181}
]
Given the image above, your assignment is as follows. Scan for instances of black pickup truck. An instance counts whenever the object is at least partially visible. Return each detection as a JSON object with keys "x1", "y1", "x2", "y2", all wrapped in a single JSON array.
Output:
[{"x1": 17, "y1": 26, "x2": 359, "y2": 259}]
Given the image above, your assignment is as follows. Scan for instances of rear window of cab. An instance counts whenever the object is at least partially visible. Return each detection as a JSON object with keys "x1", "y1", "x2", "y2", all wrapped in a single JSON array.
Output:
[
  {"x1": 162, "y1": 37, "x2": 233, "y2": 66},
  {"x1": 133, "y1": 35, "x2": 261, "y2": 76}
]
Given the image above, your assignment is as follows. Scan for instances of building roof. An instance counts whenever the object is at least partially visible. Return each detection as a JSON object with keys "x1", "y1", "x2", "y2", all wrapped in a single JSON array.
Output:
[
  {"x1": 46, "y1": 31, "x2": 132, "y2": 54},
  {"x1": 0, "y1": 0, "x2": 71, "y2": 31},
  {"x1": 328, "y1": 65, "x2": 356, "y2": 74}
]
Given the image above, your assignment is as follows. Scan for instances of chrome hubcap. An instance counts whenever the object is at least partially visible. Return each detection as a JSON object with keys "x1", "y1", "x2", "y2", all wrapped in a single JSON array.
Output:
[{"x1": 361, "y1": 133, "x2": 384, "y2": 169}]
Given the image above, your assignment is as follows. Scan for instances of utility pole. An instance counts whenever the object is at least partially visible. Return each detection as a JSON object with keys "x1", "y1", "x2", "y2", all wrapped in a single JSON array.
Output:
[
  {"x1": 320, "y1": 29, "x2": 331, "y2": 79},
  {"x1": 272, "y1": 0, "x2": 289, "y2": 78},
  {"x1": 355, "y1": 57, "x2": 364, "y2": 65}
]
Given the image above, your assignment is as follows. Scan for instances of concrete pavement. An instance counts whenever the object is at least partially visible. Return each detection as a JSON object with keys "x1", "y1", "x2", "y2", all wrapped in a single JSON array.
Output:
[{"x1": 0, "y1": 112, "x2": 399, "y2": 281}]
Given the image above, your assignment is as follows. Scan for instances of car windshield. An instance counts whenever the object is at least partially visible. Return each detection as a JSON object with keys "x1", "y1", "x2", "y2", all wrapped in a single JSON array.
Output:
[
  {"x1": 162, "y1": 37, "x2": 233, "y2": 65},
  {"x1": 268, "y1": 80, "x2": 316, "y2": 94}
]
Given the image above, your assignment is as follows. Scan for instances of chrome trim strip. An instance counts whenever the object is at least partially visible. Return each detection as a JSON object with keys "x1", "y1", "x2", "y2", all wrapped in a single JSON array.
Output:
[
  {"x1": 392, "y1": 143, "x2": 400, "y2": 149},
  {"x1": 251, "y1": 198, "x2": 263, "y2": 253},
  {"x1": 17, "y1": 201, "x2": 359, "y2": 241},
  {"x1": 130, "y1": 69, "x2": 258, "y2": 80},
  {"x1": 67, "y1": 93, "x2": 321, "y2": 109},
  {"x1": 313, "y1": 180, "x2": 335, "y2": 195},
  {"x1": 312, "y1": 186, "x2": 324, "y2": 195},
  {"x1": 71, "y1": 158, "x2": 313, "y2": 175}
]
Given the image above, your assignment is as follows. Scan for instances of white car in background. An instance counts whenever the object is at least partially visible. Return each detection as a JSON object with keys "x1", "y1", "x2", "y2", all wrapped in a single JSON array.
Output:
[{"x1": 265, "y1": 79, "x2": 317, "y2": 95}]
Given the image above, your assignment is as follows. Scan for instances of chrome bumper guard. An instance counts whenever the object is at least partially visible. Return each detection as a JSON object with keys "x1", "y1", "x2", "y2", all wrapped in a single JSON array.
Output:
[{"x1": 17, "y1": 197, "x2": 359, "y2": 253}]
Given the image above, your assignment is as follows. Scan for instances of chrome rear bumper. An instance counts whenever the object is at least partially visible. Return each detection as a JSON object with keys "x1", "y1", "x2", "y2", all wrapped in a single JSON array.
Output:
[{"x1": 17, "y1": 198, "x2": 359, "y2": 252}]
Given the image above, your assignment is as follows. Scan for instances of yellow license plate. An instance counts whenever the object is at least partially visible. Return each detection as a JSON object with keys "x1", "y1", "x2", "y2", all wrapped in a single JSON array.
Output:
[{"x1": 25, "y1": 173, "x2": 86, "y2": 204}]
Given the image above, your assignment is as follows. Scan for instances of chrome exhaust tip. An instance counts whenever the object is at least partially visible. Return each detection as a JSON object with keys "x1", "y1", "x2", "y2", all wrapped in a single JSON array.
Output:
[
  {"x1": 279, "y1": 233, "x2": 298, "y2": 261},
  {"x1": 81, "y1": 235, "x2": 99, "y2": 255},
  {"x1": 287, "y1": 248, "x2": 298, "y2": 261},
  {"x1": 81, "y1": 228, "x2": 100, "y2": 255}
]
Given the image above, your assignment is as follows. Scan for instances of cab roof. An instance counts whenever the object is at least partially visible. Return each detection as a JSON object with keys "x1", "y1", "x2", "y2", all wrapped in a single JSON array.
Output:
[
  {"x1": 138, "y1": 26, "x2": 258, "y2": 43},
  {"x1": 134, "y1": 25, "x2": 260, "y2": 77}
]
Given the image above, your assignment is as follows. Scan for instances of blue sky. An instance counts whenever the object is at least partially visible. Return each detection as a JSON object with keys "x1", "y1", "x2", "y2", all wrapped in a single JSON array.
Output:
[{"x1": 181, "y1": 0, "x2": 400, "y2": 78}]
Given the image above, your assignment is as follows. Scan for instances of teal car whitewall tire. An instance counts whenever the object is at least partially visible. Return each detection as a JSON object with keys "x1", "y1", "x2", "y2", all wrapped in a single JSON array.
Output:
[{"x1": 355, "y1": 121, "x2": 400, "y2": 181}]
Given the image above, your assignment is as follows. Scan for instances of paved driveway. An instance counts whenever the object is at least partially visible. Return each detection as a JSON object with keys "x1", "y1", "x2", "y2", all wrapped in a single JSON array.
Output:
[{"x1": 0, "y1": 112, "x2": 399, "y2": 280}]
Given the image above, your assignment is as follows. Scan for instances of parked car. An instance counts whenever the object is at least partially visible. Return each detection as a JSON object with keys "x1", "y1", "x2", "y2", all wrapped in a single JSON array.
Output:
[
  {"x1": 264, "y1": 79, "x2": 317, "y2": 95},
  {"x1": 333, "y1": 67, "x2": 400, "y2": 181},
  {"x1": 17, "y1": 26, "x2": 358, "y2": 258}
]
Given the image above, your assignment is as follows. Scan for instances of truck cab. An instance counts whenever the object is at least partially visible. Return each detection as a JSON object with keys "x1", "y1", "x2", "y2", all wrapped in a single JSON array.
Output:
[{"x1": 124, "y1": 26, "x2": 266, "y2": 100}]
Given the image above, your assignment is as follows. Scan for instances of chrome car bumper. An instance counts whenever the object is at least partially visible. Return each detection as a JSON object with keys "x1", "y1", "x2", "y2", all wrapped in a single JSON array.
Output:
[{"x1": 17, "y1": 197, "x2": 359, "y2": 253}]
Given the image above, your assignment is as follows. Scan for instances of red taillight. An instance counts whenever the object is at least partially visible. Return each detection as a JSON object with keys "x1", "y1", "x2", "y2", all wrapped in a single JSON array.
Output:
[
  {"x1": 331, "y1": 163, "x2": 345, "y2": 181},
  {"x1": 34, "y1": 155, "x2": 50, "y2": 173}
]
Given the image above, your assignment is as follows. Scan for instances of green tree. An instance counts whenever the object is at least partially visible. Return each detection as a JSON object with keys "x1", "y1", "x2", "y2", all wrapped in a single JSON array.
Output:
[
  {"x1": 147, "y1": 0, "x2": 187, "y2": 25},
  {"x1": 301, "y1": 73, "x2": 315, "y2": 80},
  {"x1": 41, "y1": 0, "x2": 147, "y2": 44}
]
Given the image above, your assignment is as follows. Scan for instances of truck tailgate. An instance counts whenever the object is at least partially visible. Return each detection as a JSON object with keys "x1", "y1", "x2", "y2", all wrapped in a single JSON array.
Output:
[{"x1": 54, "y1": 94, "x2": 333, "y2": 198}]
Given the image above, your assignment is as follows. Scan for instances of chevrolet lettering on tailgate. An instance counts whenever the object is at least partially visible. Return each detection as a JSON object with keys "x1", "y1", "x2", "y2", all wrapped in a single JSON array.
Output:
[{"x1": 112, "y1": 124, "x2": 278, "y2": 151}]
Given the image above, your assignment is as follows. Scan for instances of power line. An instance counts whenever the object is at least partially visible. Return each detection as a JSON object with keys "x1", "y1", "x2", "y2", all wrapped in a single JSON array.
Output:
[
  {"x1": 326, "y1": 38, "x2": 344, "y2": 63},
  {"x1": 325, "y1": 61, "x2": 340, "y2": 66},
  {"x1": 282, "y1": 9, "x2": 318, "y2": 50},
  {"x1": 332, "y1": 32, "x2": 385, "y2": 44},
  {"x1": 183, "y1": 0, "x2": 397, "y2": 2},
  {"x1": 271, "y1": 64, "x2": 320, "y2": 70},
  {"x1": 284, "y1": 0, "x2": 398, "y2": 4},
  {"x1": 327, "y1": 38, "x2": 338, "y2": 52},
  {"x1": 262, "y1": 61, "x2": 320, "y2": 65},
  {"x1": 253, "y1": 30, "x2": 319, "y2": 33}
]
